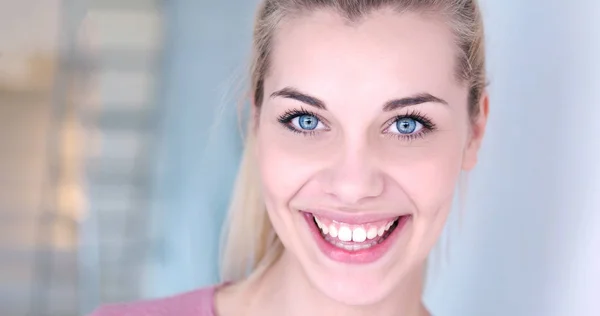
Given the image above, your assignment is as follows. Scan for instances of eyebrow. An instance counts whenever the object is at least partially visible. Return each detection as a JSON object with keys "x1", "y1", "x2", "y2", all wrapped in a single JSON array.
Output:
[
  {"x1": 271, "y1": 87, "x2": 327, "y2": 109},
  {"x1": 382, "y1": 93, "x2": 449, "y2": 111},
  {"x1": 270, "y1": 87, "x2": 448, "y2": 111}
]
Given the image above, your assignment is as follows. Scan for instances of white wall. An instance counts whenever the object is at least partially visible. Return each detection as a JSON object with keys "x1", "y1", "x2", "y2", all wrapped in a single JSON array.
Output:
[{"x1": 426, "y1": 1, "x2": 600, "y2": 315}]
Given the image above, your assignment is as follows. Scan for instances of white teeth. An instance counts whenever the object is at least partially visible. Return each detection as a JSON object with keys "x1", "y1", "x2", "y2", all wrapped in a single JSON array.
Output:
[
  {"x1": 367, "y1": 227, "x2": 378, "y2": 240},
  {"x1": 338, "y1": 226, "x2": 352, "y2": 242},
  {"x1": 323, "y1": 234, "x2": 380, "y2": 251},
  {"x1": 315, "y1": 217, "x2": 323, "y2": 229},
  {"x1": 329, "y1": 225, "x2": 338, "y2": 238},
  {"x1": 352, "y1": 227, "x2": 367, "y2": 242},
  {"x1": 314, "y1": 215, "x2": 400, "y2": 246},
  {"x1": 315, "y1": 217, "x2": 329, "y2": 234}
]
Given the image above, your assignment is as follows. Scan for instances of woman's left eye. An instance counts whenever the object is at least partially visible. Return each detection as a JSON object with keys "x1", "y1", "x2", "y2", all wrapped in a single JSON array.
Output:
[{"x1": 388, "y1": 117, "x2": 423, "y2": 135}]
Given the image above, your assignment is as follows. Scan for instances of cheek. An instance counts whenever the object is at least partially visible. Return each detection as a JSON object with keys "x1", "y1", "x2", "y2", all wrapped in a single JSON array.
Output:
[
  {"x1": 256, "y1": 124, "x2": 335, "y2": 202},
  {"x1": 255, "y1": 124, "x2": 336, "y2": 252},
  {"x1": 383, "y1": 133, "x2": 465, "y2": 217},
  {"x1": 255, "y1": 129, "x2": 300, "y2": 249},
  {"x1": 256, "y1": 128, "x2": 317, "y2": 211},
  {"x1": 380, "y1": 140, "x2": 464, "y2": 266},
  {"x1": 405, "y1": 154, "x2": 461, "y2": 215}
]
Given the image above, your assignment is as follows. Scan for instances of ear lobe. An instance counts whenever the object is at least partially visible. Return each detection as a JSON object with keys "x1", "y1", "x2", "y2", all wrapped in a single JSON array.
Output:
[{"x1": 462, "y1": 92, "x2": 489, "y2": 171}]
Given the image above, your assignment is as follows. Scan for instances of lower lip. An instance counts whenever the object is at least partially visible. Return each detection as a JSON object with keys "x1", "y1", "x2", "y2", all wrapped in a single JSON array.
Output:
[{"x1": 302, "y1": 212, "x2": 409, "y2": 264}]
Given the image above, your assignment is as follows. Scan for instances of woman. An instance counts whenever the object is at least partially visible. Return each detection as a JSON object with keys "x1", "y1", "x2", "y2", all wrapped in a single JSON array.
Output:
[{"x1": 93, "y1": 0, "x2": 489, "y2": 315}]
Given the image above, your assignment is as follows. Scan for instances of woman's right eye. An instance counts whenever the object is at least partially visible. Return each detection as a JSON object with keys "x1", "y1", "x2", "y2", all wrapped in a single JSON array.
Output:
[
  {"x1": 291, "y1": 114, "x2": 323, "y2": 131},
  {"x1": 278, "y1": 110, "x2": 327, "y2": 135}
]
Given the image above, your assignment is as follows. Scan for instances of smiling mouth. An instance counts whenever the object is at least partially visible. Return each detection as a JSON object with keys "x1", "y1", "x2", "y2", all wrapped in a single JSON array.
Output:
[
  {"x1": 311, "y1": 214, "x2": 401, "y2": 252},
  {"x1": 302, "y1": 211, "x2": 409, "y2": 264}
]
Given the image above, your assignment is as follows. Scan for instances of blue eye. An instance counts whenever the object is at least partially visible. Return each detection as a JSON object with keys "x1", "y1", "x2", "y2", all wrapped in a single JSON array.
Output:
[
  {"x1": 293, "y1": 114, "x2": 320, "y2": 130},
  {"x1": 278, "y1": 109, "x2": 327, "y2": 134},
  {"x1": 392, "y1": 117, "x2": 422, "y2": 134}
]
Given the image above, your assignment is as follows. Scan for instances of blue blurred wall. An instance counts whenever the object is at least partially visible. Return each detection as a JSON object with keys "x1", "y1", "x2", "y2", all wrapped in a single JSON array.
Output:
[{"x1": 144, "y1": 0, "x2": 258, "y2": 297}]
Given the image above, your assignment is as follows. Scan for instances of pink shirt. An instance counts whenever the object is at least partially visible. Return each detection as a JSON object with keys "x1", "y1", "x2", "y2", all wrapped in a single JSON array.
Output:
[{"x1": 90, "y1": 285, "x2": 218, "y2": 316}]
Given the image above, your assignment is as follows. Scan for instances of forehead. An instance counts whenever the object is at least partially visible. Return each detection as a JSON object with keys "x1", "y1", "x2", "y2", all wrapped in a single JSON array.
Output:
[{"x1": 266, "y1": 9, "x2": 462, "y2": 103}]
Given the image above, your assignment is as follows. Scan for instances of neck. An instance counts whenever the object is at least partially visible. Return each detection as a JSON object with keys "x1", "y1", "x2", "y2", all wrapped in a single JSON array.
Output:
[{"x1": 250, "y1": 251, "x2": 428, "y2": 316}]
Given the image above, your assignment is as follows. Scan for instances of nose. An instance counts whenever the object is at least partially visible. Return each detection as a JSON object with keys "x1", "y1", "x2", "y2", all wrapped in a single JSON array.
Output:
[{"x1": 322, "y1": 145, "x2": 385, "y2": 205}]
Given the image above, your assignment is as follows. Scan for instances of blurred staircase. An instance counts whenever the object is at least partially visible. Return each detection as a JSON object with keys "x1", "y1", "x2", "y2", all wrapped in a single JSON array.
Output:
[
  {"x1": 75, "y1": 0, "x2": 165, "y2": 308},
  {"x1": 0, "y1": 0, "x2": 165, "y2": 315},
  {"x1": 0, "y1": 90, "x2": 68, "y2": 316}
]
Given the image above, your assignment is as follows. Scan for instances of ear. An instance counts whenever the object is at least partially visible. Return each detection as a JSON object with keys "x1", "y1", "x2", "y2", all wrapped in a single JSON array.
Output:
[
  {"x1": 248, "y1": 93, "x2": 261, "y2": 157},
  {"x1": 462, "y1": 91, "x2": 489, "y2": 171},
  {"x1": 249, "y1": 92, "x2": 261, "y2": 133}
]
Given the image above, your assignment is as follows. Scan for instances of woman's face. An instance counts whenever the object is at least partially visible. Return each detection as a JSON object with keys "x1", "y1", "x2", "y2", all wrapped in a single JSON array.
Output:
[{"x1": 256, "y1": 9, "x2": 487, "y2": 305}]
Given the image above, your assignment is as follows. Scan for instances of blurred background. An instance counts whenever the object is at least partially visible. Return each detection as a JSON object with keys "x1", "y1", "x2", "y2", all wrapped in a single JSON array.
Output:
[{"x1": 0, "y1": 0, "x2": 598, "y2": 315}]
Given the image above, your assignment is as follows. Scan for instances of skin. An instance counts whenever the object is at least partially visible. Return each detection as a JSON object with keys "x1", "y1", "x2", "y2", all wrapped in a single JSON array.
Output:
[{"x1": 216, "y1": 8, "x2": 488, "y2": 316}]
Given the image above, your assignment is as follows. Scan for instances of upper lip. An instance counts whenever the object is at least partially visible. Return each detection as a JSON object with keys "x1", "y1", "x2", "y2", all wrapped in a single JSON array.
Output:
[{"x1": 301, "y1": 208, "x2": 408, "y2": 225}]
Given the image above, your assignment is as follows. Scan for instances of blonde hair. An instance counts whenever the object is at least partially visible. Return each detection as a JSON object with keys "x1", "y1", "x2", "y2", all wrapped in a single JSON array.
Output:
[{"x1": 219, "y1": 0, "x2": 486, "y2": 282}]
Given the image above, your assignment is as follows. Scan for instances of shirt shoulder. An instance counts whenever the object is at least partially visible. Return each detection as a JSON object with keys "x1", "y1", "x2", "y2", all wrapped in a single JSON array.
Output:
[{"x1": 89, "y1": 285, "x2": 218, "y2": 316}]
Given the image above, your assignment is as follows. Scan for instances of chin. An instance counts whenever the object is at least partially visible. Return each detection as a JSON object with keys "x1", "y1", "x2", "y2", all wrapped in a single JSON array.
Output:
[{"x1": 307, "y1": 265, "x2": 397, "y2": 306}]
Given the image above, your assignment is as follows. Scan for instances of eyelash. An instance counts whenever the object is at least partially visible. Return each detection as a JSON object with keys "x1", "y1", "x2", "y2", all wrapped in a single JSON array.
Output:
[
  {"x1": 277, "y1": 108, "x2": 437, "y2": 141},
  {"x1": 277, "y1": 108, "x2": 325, "y2": 136},
  {"x1": 385, "y1": 109, "x2": 437, "y2": 142}
]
